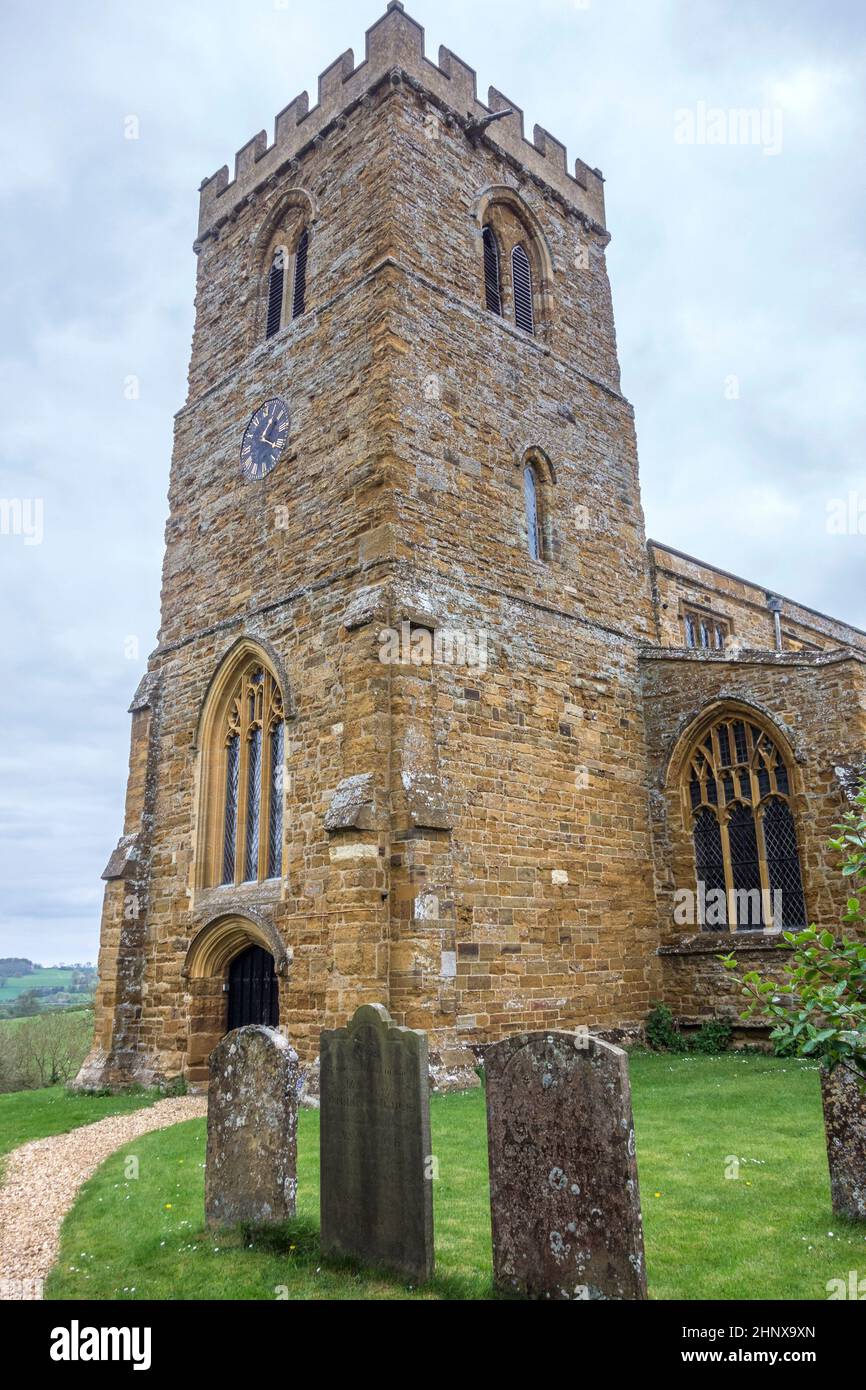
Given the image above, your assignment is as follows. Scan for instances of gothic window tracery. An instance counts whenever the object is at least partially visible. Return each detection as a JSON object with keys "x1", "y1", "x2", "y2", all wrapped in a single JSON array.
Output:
[
  {"x1": 684, "y1": 712, "x2": 806, "y2": 930},
  {"x1": 196, "y1": 656, "x2": 284, "y2": 889},
  {"x1": 218, "y1": 664, "x2": 284, "y2": 885}
]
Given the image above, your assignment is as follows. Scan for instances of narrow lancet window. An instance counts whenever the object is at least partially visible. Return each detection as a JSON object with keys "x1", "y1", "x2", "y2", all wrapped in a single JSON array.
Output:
[{"x1": 524, "y1": 463, "x2": 542, "y2": 560}]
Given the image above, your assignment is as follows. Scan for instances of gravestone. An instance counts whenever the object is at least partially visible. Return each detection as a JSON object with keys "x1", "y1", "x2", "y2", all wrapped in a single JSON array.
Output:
[
  {"x1": 485, "y1": 1030, "x2": 647, "y2": 1300},
  {"x1": 820, "y1": 1064, "x2": 866, "y2": 1221},
  {"x1": 205, "y1": 1025, "x2": 299, "y2": 1228},
  {"x1": 320, "y1": 1003, "x2": 434, "y2": 1281}
]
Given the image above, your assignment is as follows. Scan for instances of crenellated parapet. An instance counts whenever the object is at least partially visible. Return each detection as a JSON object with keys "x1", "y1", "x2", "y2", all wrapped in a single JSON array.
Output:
[{"x1": 197, "y1": 1, "x2": 605, "y2": 240}]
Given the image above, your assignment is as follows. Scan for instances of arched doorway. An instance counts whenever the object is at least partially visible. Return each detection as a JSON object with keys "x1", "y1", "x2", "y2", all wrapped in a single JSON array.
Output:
[
  {"x1": 182, "y1": 913, "x2": 288, "y2": 1082},
  {"x1": 227, "y1": 944, "x2": 279, "y2": 1030}
]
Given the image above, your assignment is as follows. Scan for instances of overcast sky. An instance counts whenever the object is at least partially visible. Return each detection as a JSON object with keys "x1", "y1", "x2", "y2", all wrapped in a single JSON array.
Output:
[{"x1": 0, "y1": 0, "x2": 864, "y2": 963}]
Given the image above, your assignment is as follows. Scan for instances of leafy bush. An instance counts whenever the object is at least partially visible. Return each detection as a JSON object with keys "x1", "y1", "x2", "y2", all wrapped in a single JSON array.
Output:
[
  {"x1": 646, "y1": 1004, "x2": 687, "y2": 1052},
  {"x1": 645, "y1": 1005, "x2": 730, "y2": 1054},
  {"x1": 690, "y1": 1020, "x2": 733, "y2": 1054},
  {"x1": 721, "y1": 782, "x2": 866, "y2": 1081},
  {"x1": 0, "y1": 1009, "x2": 93, "y2": 1092}
]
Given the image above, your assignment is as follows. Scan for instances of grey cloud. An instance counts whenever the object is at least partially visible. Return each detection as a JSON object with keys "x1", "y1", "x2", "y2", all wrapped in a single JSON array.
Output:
[{"x1": 0, "y1": 0, "x2": 863, "y2": 960}]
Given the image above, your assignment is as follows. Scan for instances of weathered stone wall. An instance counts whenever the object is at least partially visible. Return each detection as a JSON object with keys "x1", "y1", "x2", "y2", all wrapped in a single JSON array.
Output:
[
  {"x1": 372, "y1": 79, "x2": 660, "y2": 1071},
  {"x1": 81, "y1": 22, "x2": 661, "y2": 1088},
  {"x1": 641, "y1": 648, "x2": 866, "y2": 1022},
  {"x1": 649, "y1": 541, "x2": 866, "y2": 654},
  {"x1": 195, "y1": 3, "x2": 605, "y2": 241},
  {"x1": 81, "y1": 82, "x2": 402, "y2": 1085},
  {"x1": 80, "y1": 3, "x2": 865, "y2": 1089}
]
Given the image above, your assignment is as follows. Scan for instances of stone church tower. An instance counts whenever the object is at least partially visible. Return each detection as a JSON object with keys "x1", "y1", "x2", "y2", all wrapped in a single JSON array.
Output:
[{"x1": 79, "y1": 3, "x2": 866, "y2": 1091}]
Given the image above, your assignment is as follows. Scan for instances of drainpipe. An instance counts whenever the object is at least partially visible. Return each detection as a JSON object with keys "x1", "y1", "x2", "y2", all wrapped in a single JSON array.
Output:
[{"x1": 767, "y1": 594, "x2": 783, "y2": 652}]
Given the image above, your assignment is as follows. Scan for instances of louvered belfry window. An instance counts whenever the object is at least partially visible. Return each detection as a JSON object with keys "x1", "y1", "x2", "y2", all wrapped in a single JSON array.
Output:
[
  {"x1": 511, "y1": 244, "x2": 534, "y2": 334},
  {"x1": 265, "y1": 248, "x2": 286, "y2": 338},
  {"x1": 684, "y1": 712, "x2": 806, "y2": 930},
  {"x1": 482, "y1": 225, "x2": 502, "y2": 315},
  {"x1": 292, "y1": 229, "x2": 308, "y2": 319},
  {"x1": 219, "y1": 664, "x2": 285, "y2": 885}
]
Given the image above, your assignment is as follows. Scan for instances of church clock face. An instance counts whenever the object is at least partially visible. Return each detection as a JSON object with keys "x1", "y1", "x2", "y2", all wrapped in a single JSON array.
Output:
[{"x1": 240, "y1": 397, "x2": 290, "y2": 480}]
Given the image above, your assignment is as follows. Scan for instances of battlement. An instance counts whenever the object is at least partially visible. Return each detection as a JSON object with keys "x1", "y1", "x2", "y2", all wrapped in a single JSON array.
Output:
[{"x1": 197, "y1": 1, "x2": 605, "y2": 239}]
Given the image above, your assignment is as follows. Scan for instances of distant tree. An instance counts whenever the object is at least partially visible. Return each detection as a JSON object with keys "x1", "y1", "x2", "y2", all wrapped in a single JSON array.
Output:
[
  {"x1": 14, "y1": 1010, "x2": 92, "y2": 1087},
  {"x1": 0, "y1": 958, "x2": 35, "y2": 979},
  {"x1": 7, "y1": 989, "x2": 44, "y2": 1018}
]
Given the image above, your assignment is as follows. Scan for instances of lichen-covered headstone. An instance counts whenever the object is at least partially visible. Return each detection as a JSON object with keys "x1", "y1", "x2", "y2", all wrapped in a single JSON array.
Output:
[
  {"x1": 485, "y1": 1030, "x2": 647, "y2": 1300},
  {"x1": 821, "y1": 1064, "x2": 866, "y2": 1220},
  {"x1": 205, "y1": 1025, "x2": 299, "y2": 1228},
  {"x1": 320, "y1": 1003, "x2": 434, "y2": 1282}
]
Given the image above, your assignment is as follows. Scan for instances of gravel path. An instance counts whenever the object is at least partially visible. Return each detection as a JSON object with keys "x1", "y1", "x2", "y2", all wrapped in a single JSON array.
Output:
[{"x1": 0, "y1": 1096, "x2": 207, "y2": 1299}]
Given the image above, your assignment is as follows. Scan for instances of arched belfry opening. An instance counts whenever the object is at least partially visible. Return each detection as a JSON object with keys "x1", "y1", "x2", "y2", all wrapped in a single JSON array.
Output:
[{"x1": 182, "y1": 913, "x2": 288, "y2": 1082}]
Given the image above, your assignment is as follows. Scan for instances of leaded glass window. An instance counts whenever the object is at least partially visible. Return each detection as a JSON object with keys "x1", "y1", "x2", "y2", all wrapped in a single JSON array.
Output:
[
  {"x1": 683, "y1": 711, "x2": 806, "y2": 931},
  {"x1": 763, "y1": 795, "x2": 807, "y2": 928},
  {"x1": 684, "y1": 608, "x2": 729, "y2": 649},
  {"x1": 221, "y1": 735, "x2": 239, "y2": 885},
  {"x1": 218, "y1": 663, "x2": 284, "y2": 886},
  {"x1": 267, "y1": 721, "x2": 284, "y2": 881}
]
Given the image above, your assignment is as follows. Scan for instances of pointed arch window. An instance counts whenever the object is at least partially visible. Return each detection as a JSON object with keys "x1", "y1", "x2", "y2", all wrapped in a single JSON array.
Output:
[
  {"x1": 206, "y1": 660, "x2": 285, "y2": 888},
  {"x1": 511, "y1": 244, "x2": 535, "y2": 334},
  {"x1": 482, "y1": 225, "x2": 502, "y2": 316},
  {"x1": 684, "y1": 712, "x2": 806, "y2": 931}
]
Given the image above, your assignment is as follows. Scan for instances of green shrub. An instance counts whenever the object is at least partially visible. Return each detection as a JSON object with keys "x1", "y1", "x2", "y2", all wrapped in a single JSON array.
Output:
[
  {"x1": 645, "y1": 1004, "x2": 687, "y2": 1052},
  {"x1": 645, "y1": 1004, "x2": 731, "y2": 1055},
  {"x1": 690, "y1": 1020, "x2": 732, "y2": 1054},
  {"x1": 721, "y1": 780, "x2": 866, "y2": 1083}
]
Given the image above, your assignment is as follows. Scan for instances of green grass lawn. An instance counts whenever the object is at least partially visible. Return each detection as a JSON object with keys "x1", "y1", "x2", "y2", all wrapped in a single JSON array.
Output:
[
  {"x1": 0, "y1": 1085, "x2": 164, "y2": 1158},
  {"x1": 43, "y1": 1053, "x2": 866, "y2": 1302}
]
